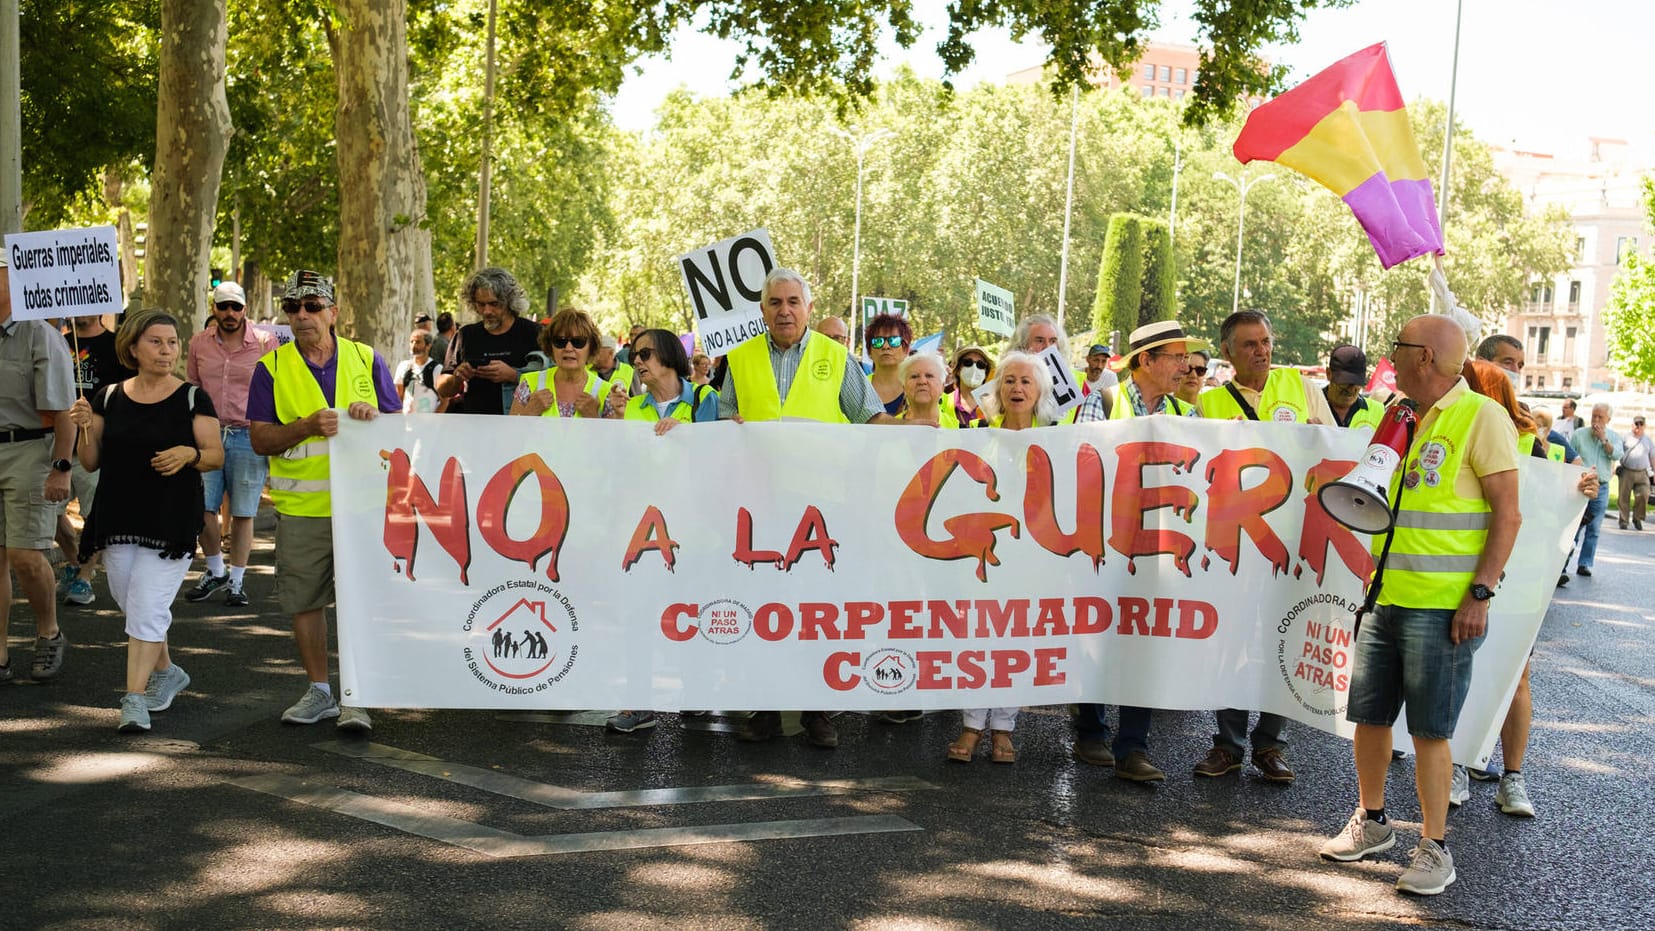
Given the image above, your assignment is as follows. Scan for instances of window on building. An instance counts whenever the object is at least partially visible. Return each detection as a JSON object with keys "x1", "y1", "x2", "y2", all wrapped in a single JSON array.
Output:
[
  {"x1": 1563, "y1": 376, "x2": 1573, "y2": 391},
  {"x1": 1618, "y1": 236, "x2": 1640, "y2": 264},
  {"x1": 1159, "y1": 86, "x2": 1171, "y2": 97},
  {"x1": 1189, "y1": 69, "x2": 1199, "y2": 85},
  {"x1": 1524, "y1": 375, "x2": 1534, "y2": 389},
  {"x1": 1175, "y1": 67, "x2": 1187, "y2": 84},
  {"x1": 1565, "y1": 326, "x2": 1577, "y2": 361},
  {"x1": 1142, "y1": 85, "x2": 1154, "y2": 98},
  {"x1": 1144, "y1": 63, "x2": 1156, "y2": 80},
  {"x1": 1159, "y1": 66, "x2": 1171, "y2": 81},
  {"x1": 1576, "y1": 236, "x2": 1587, "y2": 262},
  {"x1": 1568, "y1": 280, "x2": 1581, "y2": 311},
  {"x1": 1537, "y1": 326, "x2": 1551, "y2": 359},
  {"x1": 1174, "y1": 89, "x2": 1185, "y2": 100}
]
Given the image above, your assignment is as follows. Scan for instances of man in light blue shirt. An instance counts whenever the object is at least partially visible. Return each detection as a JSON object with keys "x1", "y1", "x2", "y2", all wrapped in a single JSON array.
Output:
[{"x1": 1562, "y1": 402, "x2": 1622, "y2": 583}]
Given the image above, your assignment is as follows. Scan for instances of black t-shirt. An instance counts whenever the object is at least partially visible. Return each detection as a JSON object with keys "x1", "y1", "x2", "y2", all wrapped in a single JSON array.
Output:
[
  {"x1": 445, "y1": 317, "x2": 541, "y2": 415},
  {"x1": 66, "y1": 329, "x2": 134, "y2": 395},
  {"x1": 83, "y1": 381, "x2": 217, "y2": 560}
]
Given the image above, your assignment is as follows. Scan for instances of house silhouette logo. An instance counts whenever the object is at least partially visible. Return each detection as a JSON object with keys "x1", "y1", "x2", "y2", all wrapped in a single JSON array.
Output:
[
  {"x1": 862, "y1": 647, "x2": 917, "y2": 695},
  {"x1": 483, "y1": 598, "x2": 561, "y2": 680},
  {"x1": 460, "y1": 582, "x2": 583, "y2": 695}
]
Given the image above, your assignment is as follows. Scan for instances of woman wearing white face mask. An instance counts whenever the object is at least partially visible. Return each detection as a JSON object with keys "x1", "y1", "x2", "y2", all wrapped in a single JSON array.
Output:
[{"x1": 948, "y1": 346, "x2": 995, "y2": 428}]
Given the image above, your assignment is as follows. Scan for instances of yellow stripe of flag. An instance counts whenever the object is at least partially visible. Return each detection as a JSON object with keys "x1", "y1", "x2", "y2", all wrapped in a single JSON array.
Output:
[{"x1": 1275, "y1": 102, "x2": 1431, "y2": 197}]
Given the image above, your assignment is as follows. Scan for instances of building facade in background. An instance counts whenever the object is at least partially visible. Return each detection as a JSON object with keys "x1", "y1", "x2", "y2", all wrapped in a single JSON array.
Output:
[
  {"x1": 1497, "y1": 139, "x2": 1653, "y2": 395},
  {"x1": 1007, "y1": 42, "x2": 1267, "y2": 109}
]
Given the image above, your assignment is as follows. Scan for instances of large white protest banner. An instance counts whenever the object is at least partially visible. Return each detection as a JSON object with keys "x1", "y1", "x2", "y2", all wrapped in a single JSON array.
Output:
[
  {"x1": 974, "y1": 278, "x2": 1014, "y2": 336},
  {"x1": 332, "y1": 416, "x2": 1584, "y2": 767},
  {"x1": 678, "y1": 228, "x2": 775, "y2": 359},
  {"x1": 4, "y1": 226, "x2": 123, "y2": 321}
]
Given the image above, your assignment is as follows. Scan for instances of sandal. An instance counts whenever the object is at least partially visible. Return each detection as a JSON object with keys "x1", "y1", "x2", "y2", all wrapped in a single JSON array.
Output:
[
  {"x1": 947, "y1": 727, "x2": 982, "y2": 762},
  {"x1": 990, "y1": 729, "x2": 1017, "y2": 764}
]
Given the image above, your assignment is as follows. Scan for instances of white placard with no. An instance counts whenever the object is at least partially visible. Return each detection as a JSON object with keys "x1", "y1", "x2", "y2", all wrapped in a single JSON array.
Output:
[
  {"x1": 975, "y1": 278, "x2": 1014, "y2": 337},
  {"x1": 678, "y1": 228, "x2": 776, "y2": 359},
  {"x1": 4, "y1": 226, "x2": 123, "y2": 321},
  {"x1": 1036, "y1": 345, "x2": 1083, "y2": 415}
]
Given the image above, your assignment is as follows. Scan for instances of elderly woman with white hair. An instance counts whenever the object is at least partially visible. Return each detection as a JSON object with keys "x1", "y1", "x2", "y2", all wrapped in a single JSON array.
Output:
[
  {"x1": 947, "y1": 350, "x2": 1055, "y2": 763},
  {"x1": 894, "y1": 351, "x2": 955, "y2": 427}
]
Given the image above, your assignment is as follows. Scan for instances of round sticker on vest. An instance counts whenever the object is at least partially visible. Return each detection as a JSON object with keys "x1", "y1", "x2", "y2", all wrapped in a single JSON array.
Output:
[
  {"x1": 1418, "y1": 441, "x2": 1449, "y2": 471},
  {"x1": 1423, "y1": 470, "x2": 1441, "y2": 488},
  {"x1": 1403, "y1": 470, "x2": 1422, "y2": 489},
  {"x1": 1272, "y1": 405, "x2": 1297, "y2": 422},
  {"x1": 813, "y1": 359, "x2": 833, "y2": 380},
  {"x1": 355, "y1": 375, "x2": 374, "y2": 397}
]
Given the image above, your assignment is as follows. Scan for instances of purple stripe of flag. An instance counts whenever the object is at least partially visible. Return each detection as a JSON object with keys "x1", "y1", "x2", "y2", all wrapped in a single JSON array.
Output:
[{"x1": 1341, "y1": 175, "x2": 1445, "y2": 269}]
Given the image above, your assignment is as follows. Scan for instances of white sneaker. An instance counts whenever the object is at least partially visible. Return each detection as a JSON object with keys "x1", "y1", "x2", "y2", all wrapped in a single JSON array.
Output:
[
  {"x1": 144, "y1": 664, "x2": 192, "y2": 712},
  {"x1": 1396, "y1": 839, "x2": 1456, "y2": 895},
  {"x1": 1495, "y1": 772, "x2": 1535, "y2": 817},
  {"x1": 1448, "y1": 764, "x2": 1469, "y2": 807},
  {"x1": 336, "y1": 706, "x2": 374, "y2": 733},
  {"x1": 281, "y1": 685, "x2": 340, "y2": 725},
  {"x1": 1319, "y1": 807, "x2": 1396, "y2": 862}
]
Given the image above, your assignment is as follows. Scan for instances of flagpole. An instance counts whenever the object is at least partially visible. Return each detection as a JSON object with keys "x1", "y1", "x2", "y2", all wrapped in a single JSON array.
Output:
[{"x1": 1432, "y1": 0, "x2": 1464, "y2": 313}]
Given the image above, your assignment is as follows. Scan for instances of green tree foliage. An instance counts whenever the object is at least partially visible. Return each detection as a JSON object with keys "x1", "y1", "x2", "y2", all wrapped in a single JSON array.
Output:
[
  {"x1": 1092, "y1": 214, "x2": 1143, "y2": 343},
  {"x1": 1605, "y1": 179, "x2": 1655, "y2": 384},
  {"x1": 17, "y1": 0, "x2": 158, "y2": 226},
  {"x1": 1139, "y1": 218, "x2": 1175, "y2": 326}
]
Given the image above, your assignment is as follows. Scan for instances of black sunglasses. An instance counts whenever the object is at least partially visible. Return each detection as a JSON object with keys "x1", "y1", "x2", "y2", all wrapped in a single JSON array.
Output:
[
  {"x1": 215, "y1": 302, "x2": 245, "y2": 312},
  {"x1": 281, "y1": 301, "x2": 330, "y2": 315},
  {"x1": 633, "y1": 347, "x2": 655, "y2": 363},
  {"x1": 550, "y1": 336, "x2": 588, "y2": 350},
  {"x1": 1188, "y1": 366, "x2": 1208, "y2": 376},
  {"x1": 959, "y1": 359, "x2": 989, "y2": 372}
]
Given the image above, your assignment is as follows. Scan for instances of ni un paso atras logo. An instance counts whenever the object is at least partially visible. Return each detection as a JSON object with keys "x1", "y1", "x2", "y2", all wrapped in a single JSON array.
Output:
[{"x1": 461, "y1": 581, "x2": 580, "y2": 695}]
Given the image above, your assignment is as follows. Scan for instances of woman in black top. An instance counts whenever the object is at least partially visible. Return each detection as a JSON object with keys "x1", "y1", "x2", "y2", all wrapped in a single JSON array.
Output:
[{"x1": 69, "y1": 309, "x2": 223, "y2": 733}]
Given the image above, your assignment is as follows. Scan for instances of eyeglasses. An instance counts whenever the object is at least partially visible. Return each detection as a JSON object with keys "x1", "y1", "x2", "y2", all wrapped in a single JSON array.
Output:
[
  {"x1": 1187, "y1": 366, "x2": 1208, "y2": 377},
  {"x1": 868, "y1": 335, "x2": 905, "y2": 349},
  {"x1": 959, "y1": 359, "x2": 989, "y2": 372},
  {"x1": 1150, "y1": 351, "x2": 1189, "y2": 365},
  {"x1": 550, "y1": 336, "x2": 588, "y2": 350},
  {"x1": 281, "y1": 301, "x2": 330, "y2": 315},
  {"x1": 633, "y1": 347, "x2": 655, "y2": 363},
  {"x1": 215, "y1": 302, "x2": 245, "y2": 312},
  {"x1": 1391, "y1": 340, "x2": 1428, "y2": 352}
]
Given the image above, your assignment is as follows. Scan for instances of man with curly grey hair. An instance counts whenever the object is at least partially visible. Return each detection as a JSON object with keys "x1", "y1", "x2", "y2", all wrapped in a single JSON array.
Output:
[{"x1": 438, "y1": 267, "x2": 541, "y2": 415}]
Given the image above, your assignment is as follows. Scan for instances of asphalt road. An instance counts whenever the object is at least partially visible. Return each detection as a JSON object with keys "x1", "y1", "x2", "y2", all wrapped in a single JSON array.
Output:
[{"x1": 5, "y1": 515, "x2": 1652, "y2": 930}]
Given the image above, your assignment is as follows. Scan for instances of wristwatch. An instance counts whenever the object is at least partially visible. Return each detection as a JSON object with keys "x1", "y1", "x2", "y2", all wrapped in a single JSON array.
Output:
[
  {"x1": 1469, "y1": 583, "x2": 1495, "y2": 602},
  {"x1": 51, "y1": 458, "x2": 73, "y2": 473}
]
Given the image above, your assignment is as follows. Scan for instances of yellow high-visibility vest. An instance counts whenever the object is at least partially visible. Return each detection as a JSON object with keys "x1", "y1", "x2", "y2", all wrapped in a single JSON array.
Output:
[
  {"x1": 263, "y1": 339, "x2": 379, "y2": 518},
  {"x1": 1198, "y1": 368, "x2": 1312, "y2": 422},
  {"x1": 518, "y1": 369, "x2": 609, "y2": 417},
  {"x1": 727, "y1": 331, "x2": 849, "y2": 423}
]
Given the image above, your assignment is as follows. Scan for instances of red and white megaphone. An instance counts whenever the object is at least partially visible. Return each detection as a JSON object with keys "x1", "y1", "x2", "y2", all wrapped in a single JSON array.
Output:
[{"x1": 1316, "y1": 402, "x2": 1418, "y2": 534}]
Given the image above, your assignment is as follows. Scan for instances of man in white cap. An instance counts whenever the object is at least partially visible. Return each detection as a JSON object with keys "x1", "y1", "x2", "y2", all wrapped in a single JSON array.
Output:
[
  {"x1": 184, "y1": 281, "x2": 275, "y2": 607},
  {"x1": 1069, "y1": 320, "x2": 1211, "y2": 782},
  {"x1": 590, "y1": 333, "x2": 634, "y2": 395}
]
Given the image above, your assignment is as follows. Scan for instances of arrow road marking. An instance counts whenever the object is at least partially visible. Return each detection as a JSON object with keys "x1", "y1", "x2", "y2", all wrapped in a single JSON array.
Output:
[{"x1": 228, "y1": 773, "x2": 923, "y2": 858}]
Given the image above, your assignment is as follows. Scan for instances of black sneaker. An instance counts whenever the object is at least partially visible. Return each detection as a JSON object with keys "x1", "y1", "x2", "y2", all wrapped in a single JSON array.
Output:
[
  {"x1": 224, "y1": 582, "x2": 250, "y2": 607},
  {"x1": 185, "y1": 571, "x2": 230, "y2": 602},
  {"x1": 1576, "y1": 566, "x2": 1593, "y2": 578}
]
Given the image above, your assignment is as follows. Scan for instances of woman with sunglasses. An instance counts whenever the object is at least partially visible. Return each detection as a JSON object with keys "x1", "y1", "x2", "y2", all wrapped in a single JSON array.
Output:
[
  {"x1": 605, "y1": 329, "x2": 721, "y2": 734},
  {"x1": 949, "y1": 346, "x2": 995, "y2": 428},
  {"x1": 864, "y1": 313, "x2": 913, "y2": 416},
  {"x1": 1176, "y1": 349, "x2": 1210, "y2": 407},
  {"x1": 946, "y1": 351, "x2": 1056, "y2": 764},
  {"x1": 509, "y1": 308, "x2": 625, "y2": 419}
]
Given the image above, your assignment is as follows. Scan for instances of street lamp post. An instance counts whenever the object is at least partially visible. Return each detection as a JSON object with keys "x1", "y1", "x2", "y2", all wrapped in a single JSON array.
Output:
[
  {"x1": 1213, "y1": 170, "x2": 1275, "y2": 315},
  {"x1": 831, "y1": 127, "x2": 893, "y2": 353}
]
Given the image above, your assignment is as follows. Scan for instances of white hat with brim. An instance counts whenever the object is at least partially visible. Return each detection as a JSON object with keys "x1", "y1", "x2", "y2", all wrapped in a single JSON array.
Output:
[{"x1": 1111, "y1": 320, "x2": 1213, "y2": 372}]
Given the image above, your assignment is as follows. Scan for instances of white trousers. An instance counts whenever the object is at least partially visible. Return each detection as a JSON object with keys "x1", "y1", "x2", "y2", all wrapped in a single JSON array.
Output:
[
  {"x1": 103, "y1": 544, "x2": 192, "y2": 642},
  {"x1": 962, "y1": 707, "x2": 1020, "y2": 732}
]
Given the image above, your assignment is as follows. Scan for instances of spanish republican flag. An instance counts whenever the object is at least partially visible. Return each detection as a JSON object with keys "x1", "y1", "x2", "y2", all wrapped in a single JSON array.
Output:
[{"x1": 1233, "y1": 43, "x2": 1443, "y2": 270}]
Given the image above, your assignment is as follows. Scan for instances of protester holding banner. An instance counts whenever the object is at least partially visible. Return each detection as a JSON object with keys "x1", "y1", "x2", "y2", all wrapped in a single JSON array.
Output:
[
  {"x1": 865, "y1": 313, "x2": 914, "y2": 416},
  {"x1": 1563, "y1": 402, "x2": 1620, "y2": 585},
  {"x1": 68, "y1": 310, "x2": 224, "y2": 732},
  {"x1": 721, "y1": 267, "x2": 894, "y2": 748},
  {"x1": 185, "y1": 281, "x2": 275, "y2": 609},
  {"x1": 248, "y1": 271, "x2": 400, "y2": 732},
  {"x1": 1174, "y1": 349, "x2": 1209, "y2": 408},
  {"x1": 947, "y1": 347, "x2": 994, "y2": 428},
  {"x1": 1325, "y1": 345, "x2": 1384, "y2": 430},
  {"x1": 894, "y1": 352, "x2": 951, "y2": 428},
  {"x1": 606, "y1": 329, "x2": 722, "y2": 734},
  {"x1": 55, "y1": 312, "x2": 134, "y2": 607},
  {"x1": 439, "y1": 267, "x2": 541, "y2": 415},
  {"x1": 509, "y1": 309, "x2": 625, "y2": 419},
  {"x1": 1320, "y1": 314, "x2": 1521, "y2": 896},
  {"x1": 0, "y1": 254, "x2": 77, "y2": 683},
  {"x1": 1068, "y1": 320, "x2": 1210, "y2": 781}
]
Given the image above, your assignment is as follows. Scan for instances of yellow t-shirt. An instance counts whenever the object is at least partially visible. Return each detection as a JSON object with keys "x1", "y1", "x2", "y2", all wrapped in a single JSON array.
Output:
[{"x1": 1409, "y1": 377, "x2": 1520, "y2": 502}]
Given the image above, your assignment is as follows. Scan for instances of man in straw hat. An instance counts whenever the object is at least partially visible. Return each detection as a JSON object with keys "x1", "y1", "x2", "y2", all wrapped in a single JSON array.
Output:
[{"x1": 1068, "y1": 320, "x2": 1211, "y2": 783}]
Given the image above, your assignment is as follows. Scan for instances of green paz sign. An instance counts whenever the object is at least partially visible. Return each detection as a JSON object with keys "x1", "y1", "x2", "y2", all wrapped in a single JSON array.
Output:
[{"x1": 862, "y1": 296, "x2": 909, "y2": 323}]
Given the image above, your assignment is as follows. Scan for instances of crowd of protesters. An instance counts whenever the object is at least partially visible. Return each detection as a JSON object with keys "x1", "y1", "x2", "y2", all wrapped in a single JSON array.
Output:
[{"x1": 0, "y1": 256, "x2": 1630, "y2": 898}]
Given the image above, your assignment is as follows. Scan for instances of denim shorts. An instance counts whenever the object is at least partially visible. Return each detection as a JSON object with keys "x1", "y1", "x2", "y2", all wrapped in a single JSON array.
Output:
[
  {"x1": 202, "y1": 427, "x2": 268, "y2": 518},
  {"x1": 1346, "y1": 603, "x2": 1484, "y2": 739}
]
